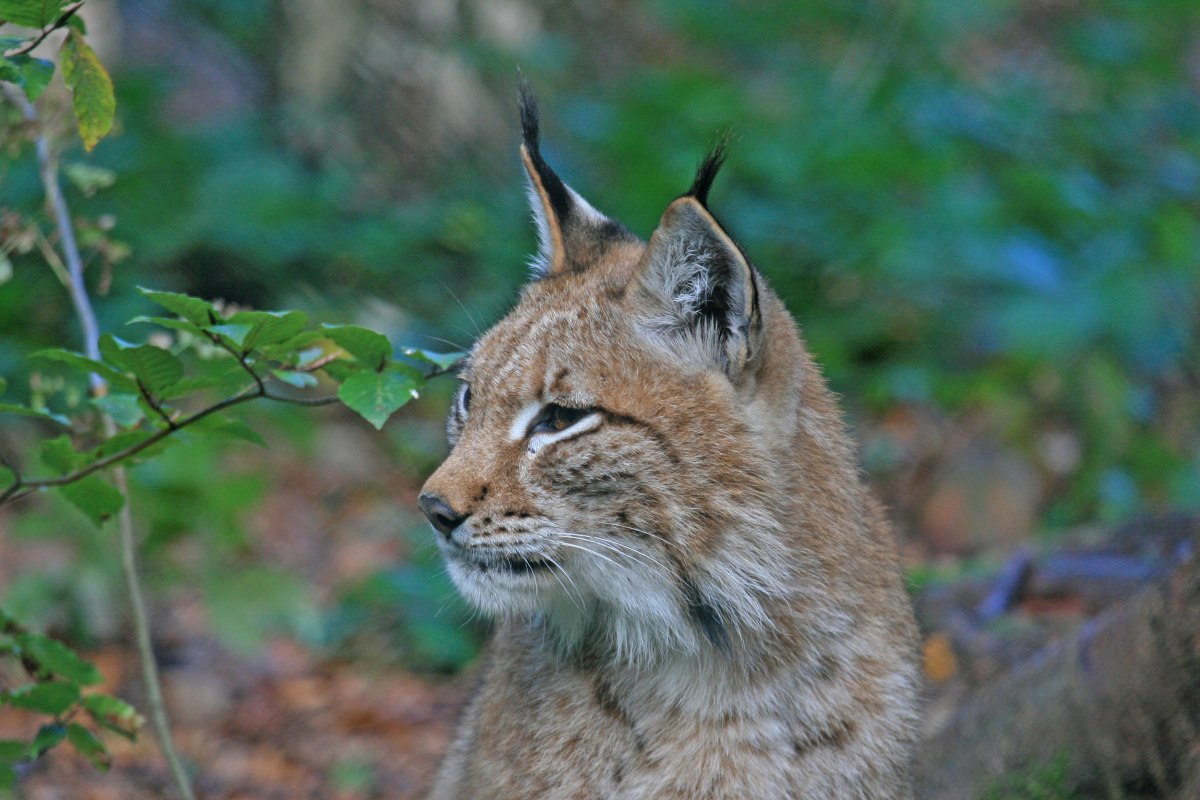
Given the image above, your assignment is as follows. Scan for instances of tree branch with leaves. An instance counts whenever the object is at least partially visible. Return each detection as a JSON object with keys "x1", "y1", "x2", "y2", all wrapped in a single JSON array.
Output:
[{"x1": 1, "y1": 3, "x2": 461, "y2": 796}]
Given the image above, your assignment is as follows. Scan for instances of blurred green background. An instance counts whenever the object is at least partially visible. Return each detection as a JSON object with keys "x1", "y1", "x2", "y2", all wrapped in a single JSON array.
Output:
[{"x1": 2, "y1": 0, "x2": 1198, "y2": 666}]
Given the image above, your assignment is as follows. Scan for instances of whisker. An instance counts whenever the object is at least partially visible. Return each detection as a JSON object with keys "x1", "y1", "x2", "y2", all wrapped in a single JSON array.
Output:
[
  {"x1": 543, "y1": 552, "x2": 587, "y2": 613},
  {"x1": 556, "y1": 531, "x2": 669, "y2": 573},
  {"x1": 575, "y1": 524, "x2": 676, "y2": 565},
  {"x1": 556, "y1": 532, "x2": 661, "y2": 570},
  {"x1": 553, "y1": 540, "x2": 635, "y2": 574},
  {"x1": 591, "y1": 520, "x2": 675, "y2": 549},
  {"x1": 439, "y1": 279, "x2": 483, "y2": 337},
  {"x1": 411, "y1": 332, "x2": 474, "y2": 353}
]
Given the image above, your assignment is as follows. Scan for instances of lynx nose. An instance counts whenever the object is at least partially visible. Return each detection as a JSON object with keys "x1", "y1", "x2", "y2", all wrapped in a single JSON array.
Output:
[{"x1": 418, "y1": 493, "x2": 469, "y2": 537}]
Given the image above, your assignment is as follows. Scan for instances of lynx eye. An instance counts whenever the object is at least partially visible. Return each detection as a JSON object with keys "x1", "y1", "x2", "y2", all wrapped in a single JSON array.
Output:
[
  {"x1": 457, "y1": 384, "x2": 471, "y2": 416},
  {"x1": 529, "y1": 403, "x2": 592, "y2": 435}
]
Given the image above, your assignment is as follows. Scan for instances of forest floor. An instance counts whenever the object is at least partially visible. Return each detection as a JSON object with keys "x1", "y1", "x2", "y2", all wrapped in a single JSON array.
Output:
[{"x1": 0, "y1": 410, "x2": 1192, "y2": 799}]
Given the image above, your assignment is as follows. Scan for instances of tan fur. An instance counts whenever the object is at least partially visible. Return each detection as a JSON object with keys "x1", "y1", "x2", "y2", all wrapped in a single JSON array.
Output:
[{"x1": 421, "y1": 115, "x2": 918, "y2": 798}]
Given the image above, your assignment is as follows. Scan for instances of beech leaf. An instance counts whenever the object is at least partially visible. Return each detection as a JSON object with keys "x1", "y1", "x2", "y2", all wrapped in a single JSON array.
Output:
[{"x1": 60, "y1": 29, "x2": 115, "y2": 151}]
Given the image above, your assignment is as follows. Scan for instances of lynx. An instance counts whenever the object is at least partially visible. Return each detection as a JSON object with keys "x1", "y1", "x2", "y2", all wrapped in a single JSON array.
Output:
[{"x1": 419, "y1": 86, "x2": 919, "y2": 799}]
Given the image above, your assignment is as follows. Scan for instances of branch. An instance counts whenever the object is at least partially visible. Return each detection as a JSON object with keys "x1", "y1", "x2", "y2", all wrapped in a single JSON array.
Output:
[
  {"x1": 7, "y1": 78, "x2": 198, "y2": 800},
  {"x1": 137, "y1": 378, "x2": 177, "y2": 429},
  {"x1": 202, "y1": 328, "x2": 265, "y2": 394},
  {"x1": 1, "y1": 80, "x2": 102, "y2": 394},
  {"x1": 0, "y1": 384, "x2": 342, "y2": 506},
  {"x1": 2, "y1": 2, "x2": 85, "y2": 59}
]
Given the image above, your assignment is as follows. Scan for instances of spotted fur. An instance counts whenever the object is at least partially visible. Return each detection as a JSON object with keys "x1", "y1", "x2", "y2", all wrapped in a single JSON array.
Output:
[{"x1": 421, "y1": 91, "x2": 918, "y2": 799}]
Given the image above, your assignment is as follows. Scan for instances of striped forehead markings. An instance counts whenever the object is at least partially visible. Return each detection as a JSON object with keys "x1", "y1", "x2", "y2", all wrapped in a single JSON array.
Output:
[{"x1": 489, "y1": 307, "x2": 577, "y2": 387}]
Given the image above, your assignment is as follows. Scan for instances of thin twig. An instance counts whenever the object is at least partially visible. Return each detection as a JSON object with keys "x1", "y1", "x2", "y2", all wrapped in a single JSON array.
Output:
[
  {"x1": 0, "y1": 385, "x2": 341, "y2": 505},
  {"x1": 108, "y1": 449, "x2": 193, "y2": 800},
  {"x1": 0, "y1": 353, "x2": 447, "y2": 503},
  {"x1": 203, "y1": 329, "x2": 265, "y2": 394},
  {"x1": 137, "y1": 378, "x2": 178, "y2": 429},
  {"x1": 2, "y1": 1, "x2": 85, "y2": 58},
  {"x1": 33, "y1": 227, "x2": 72, "y2": 289},
  {"x1": 4, "y1": 81, "x2": 197, "y2": 800}
]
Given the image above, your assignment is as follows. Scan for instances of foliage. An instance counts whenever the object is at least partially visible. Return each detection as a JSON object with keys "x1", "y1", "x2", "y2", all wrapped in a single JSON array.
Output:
[
  {"x1": 0, "y1": 0, "x2": 114, "y2": 147},
  {"x1": 0, "y1": 608, "x2": 143, "y2": 789},
  {"x1": 1, "y1": 286, "x2": 460, "y2": 515},
  {"x1": 981, "y1": 752, "x2": 1081, "y2": 800},
  {"x1": 2, "y1": 6, "x2": 464, "y2": 788}
]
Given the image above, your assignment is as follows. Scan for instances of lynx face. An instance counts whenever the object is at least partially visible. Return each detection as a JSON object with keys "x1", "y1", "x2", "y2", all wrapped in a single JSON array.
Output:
[{"x1": 420, "y1": 91, "x2": 796, "y2": 665}]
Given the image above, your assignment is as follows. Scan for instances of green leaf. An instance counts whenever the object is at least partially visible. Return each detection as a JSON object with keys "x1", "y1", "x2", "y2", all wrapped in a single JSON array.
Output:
[
  {"x1": 66, "y1": 723, "x2": 109, "y2": 771},
  {"x1": 30, "y1": 723, "x2": 65, "y2": 756},
  {"x1": 4, "y1": 682, "x2": 80, "y2": 715},
  {"x1": 60, "y1": 29, "x2": 115, "y2": 152},
  {"x1": 31, "y1": 348, "x2": 137, "y2": 392},
  {"x1": 125, "y1": 345, "x2": 184, "y2": 392},
  {"x1": 322, "y1": 325, "x2": 392, "y2": 370},
  {"x1": 206, "y1": 323, "x2": 255, "y2": 347},
  {"x1": 319, "y1": 359, "x2": 361, "y2": 383},
  {"x1": 0, "y1": 402, "x2": 70, "y2": 426},
  {"x1": 16, "y1": 633, "x2": 102, "y2": 686},
  {"x1": 0, "y1": 741, "x2": 27, "y2": 764},
  {"x1": 57, "y1": 475, "x2": 124, "y2": 527},
  {"x1": 259, "y1": 330, "x2": 324, "y2": 361},
  {"x1": 40, "y1": 435, "x2": 78, "y2": 474},
  {"x1": 97, "y1": 334, "x2": 127, "y2": 367},
  {"x1": 3, "y1": 54, "x2": 54, "y2": 102},
  {"x1": 402, "y1": 348, "x2": 466, "y2": 372},
  {"x1": 128, "y1": 315, "x2": 205, "y2": 336},
  {"x1": 83, "y1": 694, "x2": 142, "y2": 740},
  {"x1": 223, "y1": 310, "x2": 272, "y2": 325},
  {"x1": 187, "y1": 415, "x2": 267, "y2": 447},
  {"x1": 99, "y1": 335, "x2": 183, "y2": 393},
  {"x1": 337, "y1": 368, "x2": 421, "y2": 430},
  {"x1": 0, "y1": 377, "x2": 5, "y2": 395},
  {"x1": 240, "y1": 310, "x2": 308, "y2": 349},
  {"x1": 271, "y1": 369, "x2": 317, "y2": 389},
  {"x1": 0, "y1": 764, "x2": 13, "y2": 791},
  {"x1": 136, "y1": 288, "x2": 218, "y2": 326},
  {"x1": 0, "y1": 0, "x2": 67, "y2": 27},
  {"x1": 160, "y1": 365, "x2": 250, "y2": 401},
  {"x1": 90, "y1": 394, "x2": 144, "y2": 428}
]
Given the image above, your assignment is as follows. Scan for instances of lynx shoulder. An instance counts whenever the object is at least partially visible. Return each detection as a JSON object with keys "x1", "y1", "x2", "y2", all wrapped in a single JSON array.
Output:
[{"x1": 419, "y1": 86, "x2": 919, "y2": 799}]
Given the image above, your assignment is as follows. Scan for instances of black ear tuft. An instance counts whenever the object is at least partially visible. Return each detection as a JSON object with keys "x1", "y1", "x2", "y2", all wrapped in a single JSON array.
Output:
[
  {"x1": 517, "y1": 79, "x2": 573, "y2": 230},
  {"x1": 518, "y1": 77, "x2": 542, "y2": 157},
  {"x1": 688, "y1": 135, "x2": 731, "y2": 207}
]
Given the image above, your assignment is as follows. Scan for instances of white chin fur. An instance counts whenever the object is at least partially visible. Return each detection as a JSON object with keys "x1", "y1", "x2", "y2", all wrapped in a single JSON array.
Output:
[
  {"x1": 444, "y1": 557, "x2": 556, "y2": 617},
  {"x1": 448, "y1": 534, "x2": 708, "y2": 666}
]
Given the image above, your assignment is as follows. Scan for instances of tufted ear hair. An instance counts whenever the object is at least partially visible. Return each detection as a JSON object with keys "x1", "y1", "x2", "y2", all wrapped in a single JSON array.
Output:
[
  {"x1": 519, "y1": 82, "x2": 631, "y2": 278},
  {"x1": 633, "y1": 143, "x2": 762, "y2": 381}
]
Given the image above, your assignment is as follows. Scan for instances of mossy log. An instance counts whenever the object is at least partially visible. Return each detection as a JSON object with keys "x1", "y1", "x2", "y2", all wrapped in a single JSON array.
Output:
[{"x1": 916, "y1": 521, "x2": 1200, "y2": 799}]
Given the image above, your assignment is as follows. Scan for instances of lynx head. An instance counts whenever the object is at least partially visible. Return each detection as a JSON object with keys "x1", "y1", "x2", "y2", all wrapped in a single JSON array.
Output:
[{"x1": 419, "y1": 86, "x2": 826, "y2": 666}]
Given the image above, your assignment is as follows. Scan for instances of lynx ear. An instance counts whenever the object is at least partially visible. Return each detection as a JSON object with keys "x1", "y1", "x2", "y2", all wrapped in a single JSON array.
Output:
[
  {"x1": 519, "y1": 83, "x2": 626, "y2": 278},
  {"x1": 635, "y1": 145, "x2": 762, "y2": 379}
]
